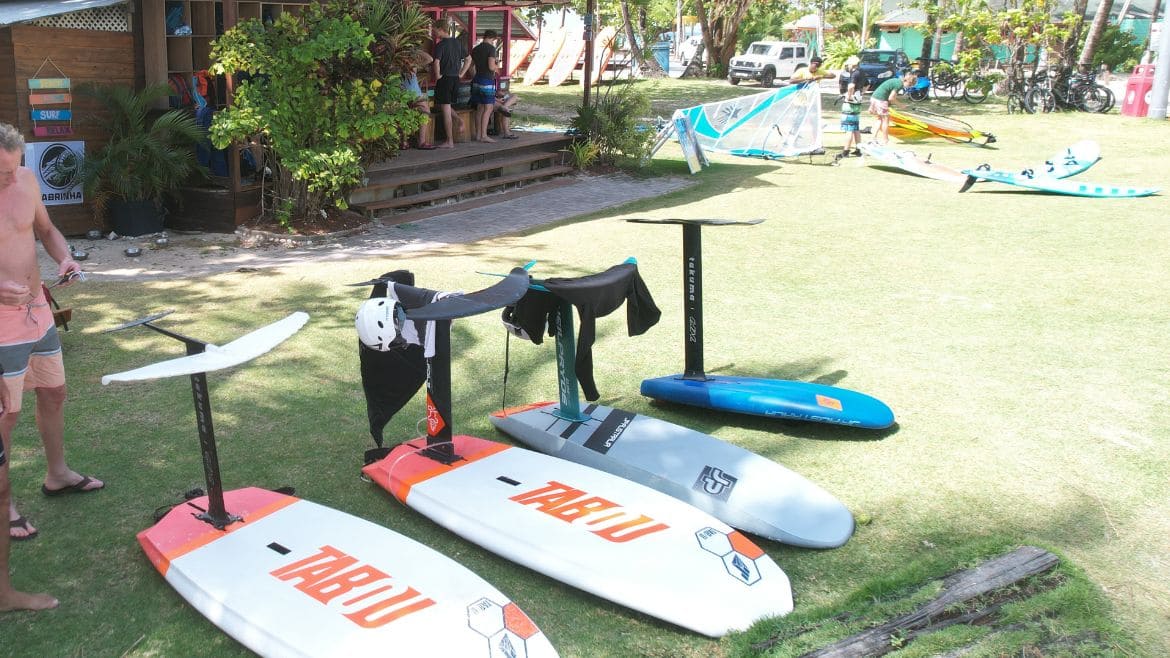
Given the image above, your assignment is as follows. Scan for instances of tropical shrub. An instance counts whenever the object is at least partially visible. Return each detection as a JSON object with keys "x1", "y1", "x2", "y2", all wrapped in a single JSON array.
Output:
[
  {"x1": 209, "y1": 0, "x2": 428, "y2": 220},
  {"x1": 569, "y1": 81, "x2": 654, "y2": 167},
  {"x1": 79, "y1": 83, "x2": 205, "y2": 212}
]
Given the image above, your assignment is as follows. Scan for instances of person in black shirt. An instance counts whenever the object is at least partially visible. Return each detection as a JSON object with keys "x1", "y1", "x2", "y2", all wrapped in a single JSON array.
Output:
[
  {"x1": 470, "y1": 30, "x2": 500, "y2": 142},
  {"x1": 431, "y1": 22, "x2": 470, "y2": 148}
]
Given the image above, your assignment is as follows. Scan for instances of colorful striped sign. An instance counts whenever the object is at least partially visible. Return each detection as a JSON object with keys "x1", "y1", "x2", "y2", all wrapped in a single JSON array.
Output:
[
  {"x1": 28, "y1": 78, "x2": 70, "y2": 90},
  {"x1": 30, "y1": 109, "x2": 71, "y2": 121},
  {"x1": 30, "y1": 93, "x2": 71, "y2": 105},
  {"x1": 33, "y1": 126, "x2": 74, "y2": 137}
]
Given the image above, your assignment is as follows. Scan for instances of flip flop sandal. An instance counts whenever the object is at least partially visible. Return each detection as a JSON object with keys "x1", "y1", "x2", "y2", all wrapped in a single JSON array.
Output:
[
  {"x1": 42, "y1": 475, "x2": 104, "y2": 496},
  {"x1": 10, "y1": 516, "x2": 38, "y2": 541}
]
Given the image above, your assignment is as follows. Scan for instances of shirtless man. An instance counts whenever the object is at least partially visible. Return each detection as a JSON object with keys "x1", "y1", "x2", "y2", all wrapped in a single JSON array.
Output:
[{"x1": 0, "y1": 122, "x2": 103, "y2": 547}]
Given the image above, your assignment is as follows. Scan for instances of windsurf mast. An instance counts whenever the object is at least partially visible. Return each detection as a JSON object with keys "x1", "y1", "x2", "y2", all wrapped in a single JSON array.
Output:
[
  {"x1": 103, "y1": 314, "x2": 236, "y2": 529},
  {"x1": 626, "y1": 218, "x2": 764, "y2": 380},
  {"x1": 520, "y1": 258, "x2": 637, "y2": 423},
  {"x1": 402, "y1": 269, "x2": 530, "y2": 464}
]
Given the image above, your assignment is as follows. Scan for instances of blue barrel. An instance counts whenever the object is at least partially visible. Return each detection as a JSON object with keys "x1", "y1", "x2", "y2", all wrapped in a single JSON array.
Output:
[{"x1": 651, "y1": 42, "x2": 671, "y2": 73}]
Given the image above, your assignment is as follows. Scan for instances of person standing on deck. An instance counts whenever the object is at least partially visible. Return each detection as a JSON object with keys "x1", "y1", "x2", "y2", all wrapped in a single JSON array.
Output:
[{"x1": 432, "y1": 22, "x2": 471, "y2": 149}]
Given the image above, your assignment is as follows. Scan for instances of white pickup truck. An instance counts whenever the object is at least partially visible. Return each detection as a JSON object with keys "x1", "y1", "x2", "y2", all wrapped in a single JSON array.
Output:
[{"x1": 727, "y1": 41, "x2": 811, "y2": 87}]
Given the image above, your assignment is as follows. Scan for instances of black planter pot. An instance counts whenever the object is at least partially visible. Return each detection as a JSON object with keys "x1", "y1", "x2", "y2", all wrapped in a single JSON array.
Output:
[{"x1": 109, "y1": 199, "x2": 165, "y2": 237}]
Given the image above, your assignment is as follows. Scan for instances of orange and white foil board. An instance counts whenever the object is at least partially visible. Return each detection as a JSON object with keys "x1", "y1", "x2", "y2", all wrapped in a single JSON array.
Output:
[
  {"x1": 508, "y1": 39, "x2": 537, "y2": 76},
  {"x1": 545, "y1": 32, "x2": 586, "y2": 87},
  {"x1": 521, "y1": 31, "x2": 566, "y2": 86},
  {"x1": 139, "y1": 487, "x2": 557, "y2": 657},
  {"x1": 362, "y1": 436, "x2": 793, "y2": 637},
  {"x1": 582, "y1": 27, "x2": 618, "y2": 86}
]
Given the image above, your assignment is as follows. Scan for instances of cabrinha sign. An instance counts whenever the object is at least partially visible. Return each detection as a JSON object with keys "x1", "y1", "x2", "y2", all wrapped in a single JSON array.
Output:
[{"x1": 24, "y1": 141, "x2": 84, "y2": 205}]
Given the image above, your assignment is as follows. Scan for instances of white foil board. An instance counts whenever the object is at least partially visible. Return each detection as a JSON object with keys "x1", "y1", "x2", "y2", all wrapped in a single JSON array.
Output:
[{"x1": 139, "y1": 487, "x2": 557, "y2": 657}]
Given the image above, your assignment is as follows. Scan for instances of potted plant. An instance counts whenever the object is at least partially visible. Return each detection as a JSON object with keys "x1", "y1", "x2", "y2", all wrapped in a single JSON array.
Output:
[{"x1": 79, "y1": 83, "x2": 205, "y2": 236}]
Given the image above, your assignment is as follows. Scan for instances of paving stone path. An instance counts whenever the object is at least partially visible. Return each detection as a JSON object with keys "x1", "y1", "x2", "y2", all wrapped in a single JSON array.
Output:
[{"x1": 42, "y1": 173, "x2": 694, "y2": 282}]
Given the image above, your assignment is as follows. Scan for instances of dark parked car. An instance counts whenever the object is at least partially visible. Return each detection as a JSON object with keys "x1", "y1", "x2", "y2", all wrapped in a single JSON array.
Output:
[{"x1": 858, "y1": 49, "x2": 912, "y2": 90}]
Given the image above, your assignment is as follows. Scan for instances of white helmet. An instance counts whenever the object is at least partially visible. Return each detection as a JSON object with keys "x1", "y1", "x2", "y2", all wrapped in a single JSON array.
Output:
[{"x1": 355, "y1": 297, "x2": 404, "y2": 351}]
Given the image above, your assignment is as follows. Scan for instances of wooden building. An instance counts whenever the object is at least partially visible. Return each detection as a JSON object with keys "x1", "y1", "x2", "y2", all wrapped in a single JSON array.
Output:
[
  {"x1": 1, "y1": 0, "x2": 563, "y2": 237},
  {"x1": 1, "y1": 0, "x2": 139, "y2": 235}
]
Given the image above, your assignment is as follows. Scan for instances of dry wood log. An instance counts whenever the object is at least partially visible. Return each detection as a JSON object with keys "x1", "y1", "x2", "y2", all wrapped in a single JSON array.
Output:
[{"x1": 799, "y1": 546, "x2": 1059, "y2": 658}]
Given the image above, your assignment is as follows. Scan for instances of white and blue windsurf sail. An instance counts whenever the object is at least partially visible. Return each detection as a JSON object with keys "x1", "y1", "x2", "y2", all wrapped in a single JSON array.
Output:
[{"x1": 674, "y1": 82, "x2": 823, "y2": 159}]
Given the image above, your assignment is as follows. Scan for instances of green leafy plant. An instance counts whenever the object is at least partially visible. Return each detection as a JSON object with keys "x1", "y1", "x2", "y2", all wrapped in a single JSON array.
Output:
[
  {"x1": 210, "y1": 0, "x2": 428, "y2": 221},
  {"x1": 1091, "y1": 24, "x2": 1143, "y2": 73},
  {"x1": 568, "y1": 81, "x2": 654, "y2": 167},
  {"x1": 563, "y1": 139, "x2": 600, "y2": 170},
  {"x1": 823, "y1": 34, "x2": 863, "y2": 70},
  {"x1": 78, "y1": 83, "x2": 205, "y2": 218}
]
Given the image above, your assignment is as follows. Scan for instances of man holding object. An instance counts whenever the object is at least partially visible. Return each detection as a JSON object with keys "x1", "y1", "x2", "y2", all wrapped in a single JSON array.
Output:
[{"x1": 0, "y1": 122, "x2": 104, "y2": 546}]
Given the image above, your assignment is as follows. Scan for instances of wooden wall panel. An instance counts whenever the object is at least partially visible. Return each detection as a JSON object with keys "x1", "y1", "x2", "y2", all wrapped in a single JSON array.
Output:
[
  {"x1": 7, "y1": 25, "x2": 137, "y2": 235},
  {"x1": 0, "y1": 30, "x2": 16, "y2": 121}
]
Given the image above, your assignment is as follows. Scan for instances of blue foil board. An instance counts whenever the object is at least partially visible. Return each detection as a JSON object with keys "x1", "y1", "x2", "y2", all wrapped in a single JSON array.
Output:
[{"x1": 641, "y1": 374, "x2": 896, "y2": 429}]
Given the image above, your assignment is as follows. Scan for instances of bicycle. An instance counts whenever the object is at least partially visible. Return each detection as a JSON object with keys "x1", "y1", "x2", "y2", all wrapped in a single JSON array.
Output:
[
  {"x1": 1002, "y1": 69, "x2": 1034, "y2": 114},
  {"x1": 1026, "y1": 68, "x2": 1114, "y2": 113}
]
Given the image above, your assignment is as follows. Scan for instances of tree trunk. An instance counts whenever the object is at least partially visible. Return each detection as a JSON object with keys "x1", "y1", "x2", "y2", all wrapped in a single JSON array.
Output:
[
  {"x1": 695, "y1": 0, "x2": 752, "y2": 76},
  {"x1": 619, "y1": 0, "x2": 646, "y2": 72},
  {"x1": 1078, "y1": 0, "x2": 1115, "y2": 71},
  {"x1": 1062, "y1": 0, "x2": 1091, "y2": 66},
  {"x1": 800, "y1": 547, "x2": 1060, "y2": 658}
]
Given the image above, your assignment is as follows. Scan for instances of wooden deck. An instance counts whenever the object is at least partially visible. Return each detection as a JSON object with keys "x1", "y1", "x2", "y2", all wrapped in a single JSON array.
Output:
[{"x1": 349, "y1": 130, "x2": 575, "y2": 220}]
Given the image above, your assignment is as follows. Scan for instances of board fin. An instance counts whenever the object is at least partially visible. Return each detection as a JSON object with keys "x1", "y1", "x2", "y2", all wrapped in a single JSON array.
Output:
[{"x1": 959, "y1": 175, "x2": 979, "y2": 193}]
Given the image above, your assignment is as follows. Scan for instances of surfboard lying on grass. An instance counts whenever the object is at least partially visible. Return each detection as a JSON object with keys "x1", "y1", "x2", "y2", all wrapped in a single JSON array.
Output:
[
  {"x1": 358, "y1": 269, "x2": 793, "y2": 636},
  {"x1": 627, "y1": 219, "x2": 895, "y2": 431},
  {"x1": 141, "y1": 487, "x2": 557, "y2": 657},
  {"x1": 857, "y1": 142, "x2": 967, "y2": 183},
  {"x1": 107, "y1": 312, "x2": 554, "y2": 656},
  {"x1": 364, "y1": 435, "x2": 794, "y2": 636},
  {"x1": 959, "y1": 168, "x2": 1158, "y2": 197},
  {"x1": 487, "y1": 259, "x2": 860, "y2": 549},
  {"x1": 491, "y1": 401, "x2": 855, "y2": 548},
  {"x1": 861, "y1": 140, "x2": 1102, "y2": 186}
]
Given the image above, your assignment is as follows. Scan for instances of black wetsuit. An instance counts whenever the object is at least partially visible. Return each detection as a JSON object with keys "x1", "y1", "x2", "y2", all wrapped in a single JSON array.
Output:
[
  {"x1": 358, "y1": 271, "x2": 436, "y2": 445},
  {"x1": 505, "y1": 263, "x2": 660, "y2": 400}
]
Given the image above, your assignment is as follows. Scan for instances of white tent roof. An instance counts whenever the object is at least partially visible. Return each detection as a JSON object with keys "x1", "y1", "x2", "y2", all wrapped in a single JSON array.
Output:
[
  {"x1": 0, "y1": 0, "x2": 126, "y2": 27},
  {"x1": 784, "y1": 14, "x2": 835, "y2": 31}
]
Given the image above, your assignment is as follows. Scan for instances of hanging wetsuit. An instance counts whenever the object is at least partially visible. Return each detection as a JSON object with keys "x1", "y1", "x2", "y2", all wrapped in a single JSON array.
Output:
[
  {"x1": 505, "y1": 262, "x2": 660, "y2": 401},
  {"x1": 358, "y1": 270, "x2": 437, "y2": 446}
]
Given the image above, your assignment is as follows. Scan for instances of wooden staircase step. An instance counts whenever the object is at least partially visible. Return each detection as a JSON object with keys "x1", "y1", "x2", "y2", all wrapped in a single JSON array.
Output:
[
  {"x1": 359, "y1": 151, "x2": 565, "y2": 192},
  {"x1": 355, "y1": 164, "x2": 575, "y2": 213}
]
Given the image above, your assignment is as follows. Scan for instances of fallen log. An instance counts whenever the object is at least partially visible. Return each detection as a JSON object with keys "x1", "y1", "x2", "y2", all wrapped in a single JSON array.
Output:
[{"x1": 799, "y1": 546, "x2": 1060, "y2": 658}]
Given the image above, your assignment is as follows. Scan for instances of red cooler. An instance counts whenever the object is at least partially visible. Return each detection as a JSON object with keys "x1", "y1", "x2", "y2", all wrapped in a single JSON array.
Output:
[{"x1": 1121, "y1": 64, "x2": 1155, "y2": 117}]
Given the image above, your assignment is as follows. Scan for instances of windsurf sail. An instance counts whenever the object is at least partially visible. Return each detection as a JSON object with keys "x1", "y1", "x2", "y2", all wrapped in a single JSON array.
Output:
[
  {"x1": 890, "y1": 107, "x2": 996, "y2": 146},
  {"x1": 674, "y1": 82, "x2": 823, "y2": 159}
]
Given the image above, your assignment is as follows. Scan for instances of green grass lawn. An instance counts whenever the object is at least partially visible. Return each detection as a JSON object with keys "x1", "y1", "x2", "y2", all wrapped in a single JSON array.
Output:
[{"x1": 4, "y1": 84, "x2": 1169, "y2": 656}]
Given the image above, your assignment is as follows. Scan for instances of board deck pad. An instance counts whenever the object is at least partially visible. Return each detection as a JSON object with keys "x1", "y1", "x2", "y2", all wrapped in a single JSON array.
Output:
[
  {"x1": 363, "y1": 436, "x2": 794, "y2": 637},
  {"x1": 139, "y1": 487, "x2": 557, "y2": 657},
  {"x1": 492, "y1": 401, "x2": 855, "y2": 548}
]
